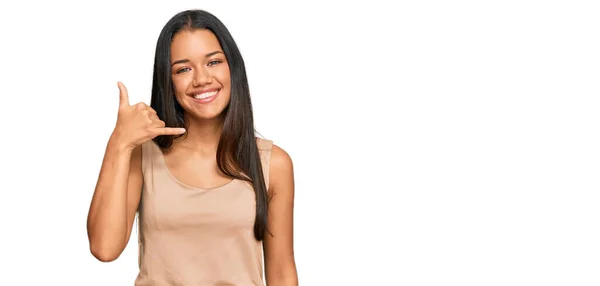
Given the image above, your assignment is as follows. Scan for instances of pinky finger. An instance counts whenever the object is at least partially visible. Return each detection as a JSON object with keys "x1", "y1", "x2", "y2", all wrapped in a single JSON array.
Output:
[{"x1": 156, "y1": 127, "x2": 186, "y2": 135}]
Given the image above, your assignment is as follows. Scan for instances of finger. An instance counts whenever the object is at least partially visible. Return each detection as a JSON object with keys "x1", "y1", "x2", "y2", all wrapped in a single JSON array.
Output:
[
  {"x1": 148, "y1": 113, "x2": 160, "y2": 122},
  {"x1": 117, "y1": 81, "x2": 130, "y2": 107},
  {"x1": 135, "y1": 102, "x2": 148, "y2": 110},
  {"x1": 146, "y1": 106, "x2": 158, "y2": 115},
  {"x1": 146, "y1": 110, "x2": 161, "y2": 123},
  {"x1": 150, "y1": 118, "x2": 165, "y2": 128},
  {"x1": 155, "y1": 127, "x2": 186, "y2": 136}
]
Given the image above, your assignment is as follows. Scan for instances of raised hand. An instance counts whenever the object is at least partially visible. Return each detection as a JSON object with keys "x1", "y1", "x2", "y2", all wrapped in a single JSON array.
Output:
[{"x1": 112, "y1": 81, "x2": 185, "y2": 150}]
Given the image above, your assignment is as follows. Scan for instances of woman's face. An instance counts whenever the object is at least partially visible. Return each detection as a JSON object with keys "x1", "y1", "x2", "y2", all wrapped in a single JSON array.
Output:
[{"x1": 170, "y1": 29, "x2": 231, "y2": 121}]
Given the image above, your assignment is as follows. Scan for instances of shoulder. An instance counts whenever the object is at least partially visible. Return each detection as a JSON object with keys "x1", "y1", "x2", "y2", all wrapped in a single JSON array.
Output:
[
  {"x1": 255, "y1": 137, "x2": 292, "y2": 168},
  {"x1": 256, "y1": 137, "x2": 273, "y2": 151},
  {"x1": 255, "y1": 137, "x2": 294, "y2": 188},
  {"x1": 269, "y1": 143, "x2": 294, "y2": 192},
  {"x1": 270, "y1": 144, "x2": 293, "y2": 171}
]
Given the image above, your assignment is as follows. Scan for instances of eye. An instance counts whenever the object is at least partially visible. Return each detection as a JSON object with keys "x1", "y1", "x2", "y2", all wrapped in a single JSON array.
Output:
[
  {"x1": 208, "y1": 60, "x2": 222, "y2": 66},
  {"x1": 176, "y1": 67, "x2": 191, "y2": 74}
]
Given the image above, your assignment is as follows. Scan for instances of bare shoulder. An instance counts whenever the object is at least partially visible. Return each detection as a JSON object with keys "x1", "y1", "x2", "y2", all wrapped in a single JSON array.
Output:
[
  {"x1": 271, "y1": 144, "x2": 293, "y2": 170},
  {"x1": 269, "y1": 144, "x2": 294, "y2": 192}
]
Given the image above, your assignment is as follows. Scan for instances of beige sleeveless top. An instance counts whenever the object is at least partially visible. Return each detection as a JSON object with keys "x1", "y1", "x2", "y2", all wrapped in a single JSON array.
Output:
[{"x1": 134, "y1": 137, "x2": 273, "y2": 286}]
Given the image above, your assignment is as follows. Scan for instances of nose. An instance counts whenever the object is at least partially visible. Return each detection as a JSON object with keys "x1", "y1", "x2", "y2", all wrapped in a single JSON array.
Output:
[{"x1": 192, "y1": 67, "x2": 213, "y2": 86}]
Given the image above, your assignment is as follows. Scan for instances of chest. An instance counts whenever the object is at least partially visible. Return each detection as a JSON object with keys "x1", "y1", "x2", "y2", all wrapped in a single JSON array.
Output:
[
  {"x1": 140, "y1": 144, "x2": 258, "y2": 232},
  {"x1": 149, "y1": 182, "x2": 257, "y2": 231},
  {"x1": 163, "y1": 151, "x2": 234, "y2": 190}
]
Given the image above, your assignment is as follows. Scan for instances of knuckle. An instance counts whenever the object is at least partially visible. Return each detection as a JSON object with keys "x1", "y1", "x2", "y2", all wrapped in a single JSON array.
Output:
[{"x1": 144, "y1": 127, "x2": 154, "y2": 137}]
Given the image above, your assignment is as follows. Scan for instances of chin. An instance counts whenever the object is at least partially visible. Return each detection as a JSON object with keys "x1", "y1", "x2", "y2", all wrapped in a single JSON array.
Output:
[
  {"x1": 185, "y1": 106, "x2": 228, "y2": 122},
  {"x1": 179, "y1": 98, "x2": 229, "y2": 122},
  {"x1": 192, "y1": 112, "x2": 225, "y2": 121}
]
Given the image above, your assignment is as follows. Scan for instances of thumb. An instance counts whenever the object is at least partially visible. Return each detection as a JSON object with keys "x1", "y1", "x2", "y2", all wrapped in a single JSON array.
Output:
[{"x1": 117, "y1": 81, "x2": 130, "y2": 107}]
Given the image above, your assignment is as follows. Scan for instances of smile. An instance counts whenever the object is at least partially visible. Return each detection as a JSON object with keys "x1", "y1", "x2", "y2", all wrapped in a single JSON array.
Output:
[{"x1": 191, "y1": 89, "x2": 220, "y2": 103}]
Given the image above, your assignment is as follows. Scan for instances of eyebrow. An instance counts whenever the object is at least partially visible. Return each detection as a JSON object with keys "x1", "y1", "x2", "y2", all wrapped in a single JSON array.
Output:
[{"x1": 171, "y1": 51, "x2": 224, "y2": 66}]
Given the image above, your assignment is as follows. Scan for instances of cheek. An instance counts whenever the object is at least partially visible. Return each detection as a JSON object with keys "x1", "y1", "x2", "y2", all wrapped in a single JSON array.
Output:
[
  {"x1": 216, "y1": 67, "x2": 231, "y2": 87},
  {"x1": 172, "y1": 77, "x2": 191, "y2": 94}
]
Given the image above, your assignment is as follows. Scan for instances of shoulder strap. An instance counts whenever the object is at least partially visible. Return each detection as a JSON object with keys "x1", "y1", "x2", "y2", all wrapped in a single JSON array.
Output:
[
  {"x1": 257, "y1": 138, "x2": 274, "y2": 189},
  {"x1": 140, "y1": 140, "x2": 154, "y2": 176}
]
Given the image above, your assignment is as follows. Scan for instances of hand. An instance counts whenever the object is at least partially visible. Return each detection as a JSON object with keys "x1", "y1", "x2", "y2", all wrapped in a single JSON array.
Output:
[{"x1": 111, "y1": 82, "x2": 185, "y2": 150}]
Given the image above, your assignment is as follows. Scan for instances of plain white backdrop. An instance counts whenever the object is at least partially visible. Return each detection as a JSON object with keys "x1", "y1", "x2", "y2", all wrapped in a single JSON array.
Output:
[{"x1": 0, "y1": 0, "x2": 599, "y2": 285}]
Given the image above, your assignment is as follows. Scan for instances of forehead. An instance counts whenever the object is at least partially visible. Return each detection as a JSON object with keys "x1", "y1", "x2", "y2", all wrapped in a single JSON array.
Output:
[{"x1": 170, "y1": 29, "x2": 223, "y2": 59}]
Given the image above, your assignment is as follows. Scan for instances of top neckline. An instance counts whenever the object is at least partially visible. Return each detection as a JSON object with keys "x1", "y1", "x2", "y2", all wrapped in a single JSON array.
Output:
[{"x1": 149, "y1": 141, "x2": 238, "y2": 191}]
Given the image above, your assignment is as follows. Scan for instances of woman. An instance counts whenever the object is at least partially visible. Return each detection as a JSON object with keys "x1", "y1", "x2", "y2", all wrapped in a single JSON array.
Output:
[{"x1": 86, "y1": 9, "x2": 298, "y2": 285}]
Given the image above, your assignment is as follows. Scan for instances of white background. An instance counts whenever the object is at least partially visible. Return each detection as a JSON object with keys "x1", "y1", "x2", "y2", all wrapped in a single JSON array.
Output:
[{"x1": 0, "y1": 0, "x2": 598, "y2": 285}]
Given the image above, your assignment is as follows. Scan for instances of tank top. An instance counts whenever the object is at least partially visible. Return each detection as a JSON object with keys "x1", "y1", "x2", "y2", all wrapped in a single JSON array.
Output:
[{"x1": 134, "y1": 137, "x2": 273, "y2": 286}]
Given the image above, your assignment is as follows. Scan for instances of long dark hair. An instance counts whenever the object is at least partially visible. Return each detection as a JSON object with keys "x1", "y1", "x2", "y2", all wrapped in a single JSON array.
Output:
[{"x1": 150, "y1": 10, "x2": 269, "y2": 241}]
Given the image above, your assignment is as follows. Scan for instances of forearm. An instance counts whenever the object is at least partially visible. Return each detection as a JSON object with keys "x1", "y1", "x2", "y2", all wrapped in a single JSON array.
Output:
[{"x1": 87, "y1": 136, "x2": 133, "y2": 261}]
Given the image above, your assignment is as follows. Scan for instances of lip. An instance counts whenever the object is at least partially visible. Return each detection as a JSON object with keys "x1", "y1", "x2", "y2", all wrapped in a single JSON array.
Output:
[{"x1": 190, "y1": 88, "x2": 220, "y2": 104}]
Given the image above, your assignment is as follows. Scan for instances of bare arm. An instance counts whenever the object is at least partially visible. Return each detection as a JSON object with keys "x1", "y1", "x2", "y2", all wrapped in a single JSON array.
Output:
[
  {"x1": 264, "y1": 145, "x2": 298, "y2": 285},
  {"x1": 86, "y1": 136, "x2": 143, "y2": 262},
  {"x1": 86, "y1": 82, "x2": 185, "y2": 262}
]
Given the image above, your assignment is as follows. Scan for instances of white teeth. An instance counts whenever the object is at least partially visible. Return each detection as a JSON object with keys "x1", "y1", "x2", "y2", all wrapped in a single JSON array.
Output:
[{"x1": 194, "y1": 90, "x2": 218, "y2": 99}]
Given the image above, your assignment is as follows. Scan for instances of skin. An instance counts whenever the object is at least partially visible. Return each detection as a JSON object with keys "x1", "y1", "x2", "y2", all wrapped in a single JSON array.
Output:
[{"x1": 86, "y1": 29, "x2": 298, "y2": 285}]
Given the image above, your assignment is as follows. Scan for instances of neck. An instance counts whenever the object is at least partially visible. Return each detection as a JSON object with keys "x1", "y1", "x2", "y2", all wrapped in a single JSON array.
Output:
[{"x1": 173, "y1": 114, "x2": 225, "y2": 154}]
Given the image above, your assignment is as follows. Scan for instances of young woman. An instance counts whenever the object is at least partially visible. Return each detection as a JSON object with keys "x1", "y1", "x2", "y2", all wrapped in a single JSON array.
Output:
[{"x1": 86, "y1": 9, "x2": 298, "y2": 286}]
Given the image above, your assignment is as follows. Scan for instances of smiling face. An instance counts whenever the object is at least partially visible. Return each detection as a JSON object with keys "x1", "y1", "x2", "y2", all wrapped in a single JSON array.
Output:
[{"x1": 170, "y1": 29, "x2": 231, "y2": 121}]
